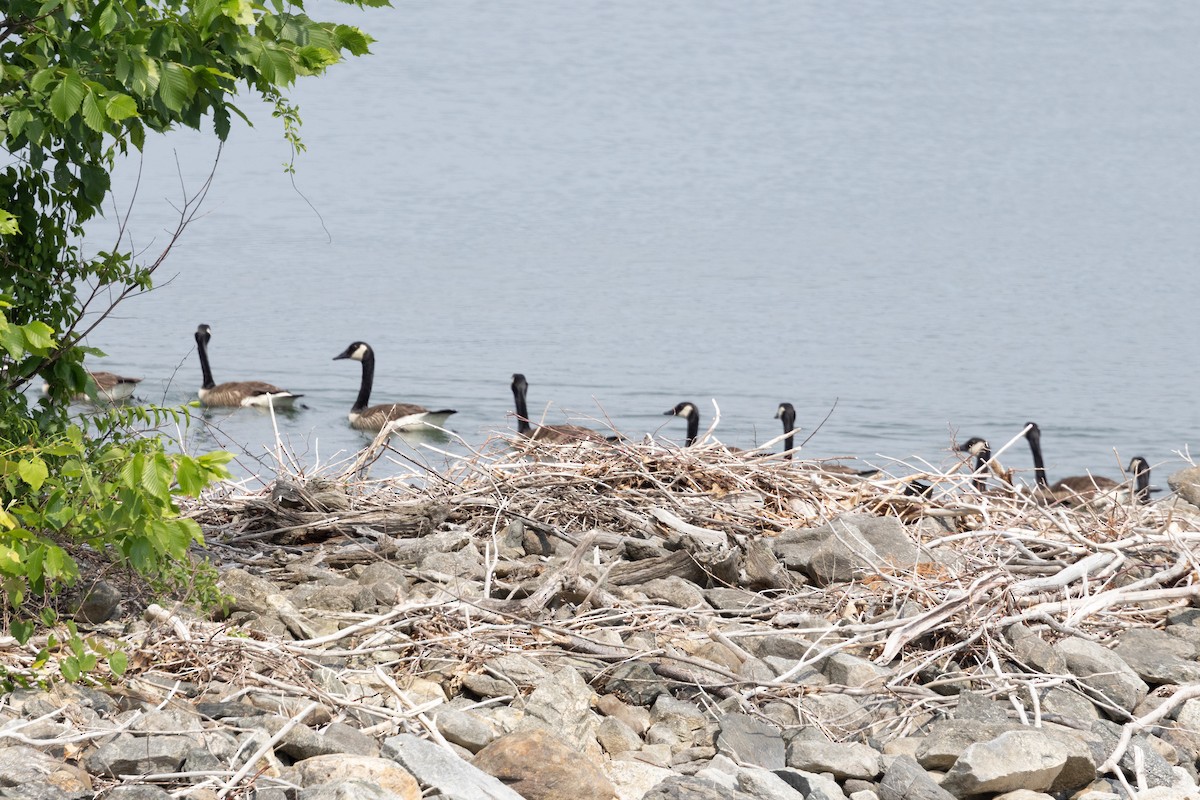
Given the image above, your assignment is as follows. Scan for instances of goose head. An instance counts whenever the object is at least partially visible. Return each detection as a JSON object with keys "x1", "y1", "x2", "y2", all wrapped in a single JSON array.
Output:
[
  {"x1": 333, "y1": 342, "x2": 372, "y2": 362},
  {"x1": 664, "y1": 402, "x2": 697, "y2": 419},
  {"x1": 956, "y1": 437, "x2": 991, "y2": 457}
]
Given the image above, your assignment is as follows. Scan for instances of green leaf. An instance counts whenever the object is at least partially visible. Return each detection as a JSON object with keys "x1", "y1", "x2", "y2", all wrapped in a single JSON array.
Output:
[
  {"x1": 10, "y1": 620, "x2": 33, "y2": 646},
  {"x1": 0, "y1": 210, "x2": 17, "y2": 236},
  {"x1": 21, "y1": 321, "x2": 55, "y2": 353},
  {"x1": 60, "y1": 657, "x2": 81, "y2": 683},
  {"x1": 49, "y1": 70, "x2": 87, "y2": 123},
  {"x1": 336, "y1": 25, "x2": 373, "y2": 57},
  {"x1": 105, "y1": 93, "x2": 138, "y2": 121},
  {"x1": 158, "y1": 62, "x2": 195, "y2": 113},
  {"x1": 17, "y1": 458, "x2": 48, "y2": 492},
  {"x1": 30, "y1": 69, "x2": 56, "y2": 93},
  {"x1": 81, "y1": 90, "x2": 107, "y2": 132},
  {"x1": 108, "y1": 650, "x2": 127, "y2": 676}
]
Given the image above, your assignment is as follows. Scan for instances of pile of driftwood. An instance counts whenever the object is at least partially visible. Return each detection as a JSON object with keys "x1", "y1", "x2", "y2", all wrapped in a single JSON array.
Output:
[{"x1": 183, "y1": 433, "x2": 1200, "y2": 715}]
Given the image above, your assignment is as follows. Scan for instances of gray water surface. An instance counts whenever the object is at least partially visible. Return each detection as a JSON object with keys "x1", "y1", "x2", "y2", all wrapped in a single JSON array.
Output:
[{"x1": 82, "y1": 1, "x2": 1200, "y2": 485}]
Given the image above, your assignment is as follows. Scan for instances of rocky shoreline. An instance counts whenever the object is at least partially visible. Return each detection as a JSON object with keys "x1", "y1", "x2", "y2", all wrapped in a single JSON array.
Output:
[{"x1": 3, "y1": 441, "x2": 1200, "y2": 799}]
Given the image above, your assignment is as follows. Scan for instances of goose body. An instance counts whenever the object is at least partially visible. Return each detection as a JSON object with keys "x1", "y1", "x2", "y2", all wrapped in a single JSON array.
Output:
[
  {"x1": 86, "y1": 371, "x2": 142, "y2": 401},
  {"x1": 664, "y1": 401, "x2": 700, "y2": 446},
  {"x1": 511, "y1": 374, "x2": 607, "y2": 444},
  {"x1": 194, "y1": 324, "x2": 301, "y2": 408},
  {"x1": 1022, "y1": 422, "x2": 1153, "y2": 505},
  {"x1": 46, "y1": 370, "x2": 143, "y2": 402},
  {"x1": 333, "y1": 342, "x2": 456, "y2": 432}
]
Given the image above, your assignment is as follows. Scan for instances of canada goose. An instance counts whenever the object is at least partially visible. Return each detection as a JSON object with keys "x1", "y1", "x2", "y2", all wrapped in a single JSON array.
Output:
[
  {"x1": 194, "y1": 324, "x2": 301, "y2": 408},
  {"x1": 333, "y1": 341, "x2": 456, "y2": 432},
  {"x1": 85, "y1": 371, "x2": 142, "y2": 402},
  {"x1": 775, "y1": 402, "x2": 797, "y2": 460},
  {"x1": 510, "y1": 374, "x2": 608, "y2": 444},
  {"x1": 776, "y1": 401, "x2": 878, "y2": 476},
  {"x1": 956, "y1": 437, "x2": 991, "y2": 491},
  {"x1": 664, "y1": 401, "x2": 700, "y2": 446},
  {"x1": 44, "y1": 370, "x2": 142, "y2": 402},
  {"x1": 1023, "y1": 422, "x2": 1123, "y2": 502}
]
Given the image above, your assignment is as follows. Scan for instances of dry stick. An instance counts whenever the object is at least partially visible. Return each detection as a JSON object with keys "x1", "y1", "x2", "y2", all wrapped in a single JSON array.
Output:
[
  {"x1": 216, "y1": 700, "x2": 318, "y2": 799},
  {"x1": 1100, "y1": 684, "x2": 1200, "y2": 778}
]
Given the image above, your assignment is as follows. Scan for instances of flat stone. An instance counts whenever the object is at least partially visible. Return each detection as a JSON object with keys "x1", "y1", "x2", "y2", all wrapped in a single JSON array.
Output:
[
  {"x1": 85, "y1": 734, "x2": 194, "y2": 777},
  {"x1": 514, "y1": 666, "x2": 597, "y2": 753},
  {"x1": 298, "y1": 780, "x2": 407, "y2": 800},
  {"x1": 735, "y1": 765, "x2": 806, "y2": 800},
  {"x1": 704, "y1": 587, "x2": 764, "y2": 612},
  {"x1": 716, "y1": 713, "x2": 786, "y2": 770},
  {"x1": 381, "y1": 733, "x2": 524, "y2": 800},
  {"x1": 435, "y1": 708, "x2": 500, "y2": 753},
  {"x1": 1005, "y1": 624, "x2": 1068, "y2": 674},
  {"x1": 781, "y1": 514, "x2": 930, "y2": 586},
  {"x1": 915, "y1": 720, "x2": 1021, "y2": 770},
  {"x1": 606, "y1": 760, "x2": 676, "y2": 800},
  {"x1": 642, "y1": 576, "x2": 707, "y2": 608},
  {"x1": 822, "y1": 653, "x2": 890, "y2": 688},
  {"x1": 0, "y1": 745, "x2": 92, "y2": 793},
  {"x1": 293, "y1": 755, "x2": 419, "y2": 799},
  {"x1": 597, "y1": 694, "x2": 652, "y2": 735},
  {"x1": 772, "y1": 768, "x2": 848, "y2": 800},
  {"x1": 1055, "y1": 637, "x2": 1149, "y2": 712},
  {"x1": 954, "y1": 690, "x2": 1011, "y2": 724},
  {"x1": 607, "y1": 660, "x2": 671, "y2": 705},
  {"x1": 651, "y1": 695, "x2": 709, "y2": 745},
  {"x1": 472, "y1": 728, "x2": 616, "y2": 800},
  {"x1": 643, "y1": 774, "x2": 759, "y2": 800},
  {"x1": 1168, "y1": 467, "x2": 1200, "y2": 507},
  {"x1": 785, "y1": 739, "x2": 881, "y2": 780},
  {"x1": 598, "y1": 715, "x2": 643, "y2": 755},
  {"x1": 940, "y1": 729, "x2": 1068, "y2": 796},
  {"x1": 1113, "y1": 628, "x2": 1200, "y2": 686}
]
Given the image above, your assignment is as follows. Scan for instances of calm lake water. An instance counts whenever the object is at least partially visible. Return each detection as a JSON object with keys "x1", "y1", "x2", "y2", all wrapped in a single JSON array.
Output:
[{"x1": 83, "y1": 1, "x2": 1200, "y2": 486}]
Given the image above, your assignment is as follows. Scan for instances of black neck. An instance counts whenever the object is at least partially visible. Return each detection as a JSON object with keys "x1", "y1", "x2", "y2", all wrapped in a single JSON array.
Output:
[
  {"x1": 973, "y1": 446, "x2": 991, "y2": 491},
  {"x1": 1026, "y1": 431, "x2": 1049, "y2": 489},
  {"x1": 512, "y1": 382, "x2": 532, "y2": 435},
  {"x1": 685, "y1": 412, "x2": 698, "y2": 447},
  {"x1": 781, "y1": 410, "x2": 796, "y2": 460},
  {"x1": 353, "y1": 349, "x2": 374, "y2": 412},
  {"x1": 1134, "y1": 463, "x2": 1151, "y2": 505},
  {"x1": 195, "y1": 332, "x2": 216, "y2": 390}
]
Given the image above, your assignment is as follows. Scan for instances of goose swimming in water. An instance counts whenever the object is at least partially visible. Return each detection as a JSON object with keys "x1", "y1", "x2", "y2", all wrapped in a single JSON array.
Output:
[
  {"x1": 1023, "y1": 422, "x2": 1149, "y2": 505},
  {"x1": 333, "y1": 341, "x2": 456, "y2": 432},
  {"x1": 194, "y1": 324, "x2": 301, "y2": 408},
  {"x1": 510, "y1": 374, "x2": 609, "y2": 444}
]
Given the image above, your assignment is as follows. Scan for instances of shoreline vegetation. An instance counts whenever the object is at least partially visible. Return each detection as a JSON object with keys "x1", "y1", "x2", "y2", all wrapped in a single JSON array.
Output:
[{"x1": 5, "y1": 430, "x2": 1200, "y2": 798}]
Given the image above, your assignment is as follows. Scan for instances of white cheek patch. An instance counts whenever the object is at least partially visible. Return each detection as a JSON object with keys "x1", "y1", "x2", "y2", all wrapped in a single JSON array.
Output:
[{"x1": 353, "y1": 344, "x2": 368, "y2": 360}]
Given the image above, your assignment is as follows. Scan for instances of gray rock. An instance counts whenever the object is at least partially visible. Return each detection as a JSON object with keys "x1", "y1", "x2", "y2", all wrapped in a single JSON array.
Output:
[
  {"x1": 299, "y1": 780, "x2": 406, "y2": 800},
  {"x1": 940, "y1": 729, "x2": 1068, "y2": 796},
  {"x1": 1113, "y1": 628, "x2": 1200, "y2": 686},
  {"x1": 381, "y1": 733, "x2": 524, "y2": 800},
  {"x1": 218, "y1": 568, "x2": 279, "y2": 616},
  {"x1": 743, "y1": 537, "x2": 791, "y2": 590},
  {"x1": 955, "y1": 690, "x2": 1011, "y2": 724},
  {"x1": 1036, "y1": 685, "x2": 1101, "y2": 722},
  {"x1": 644, "y1": 774, "x2": 760, "y2": 800},
  {"x1": 780, "y1": 514, "x2": 930, "y2": 586},
  {"x1": 435, "y1": 708, "x2": 499, "y2": 753},
  {"x1": 735, "y1": 765, "x2": 806, "y2": 800},
  {"x1": 96, "y1": 789, "x2": 173, "y2": 800},
  {"x1": 823, "y1": 652, "x2": 890, "y2": 688},
  {"x1": 705, "y1": 587, "x2": 765, "y2": 612},
  {"x1": 514, "y1": 666, "x2": 596, "y2": 753},
  {"x1": 597, "y1": 715, "x2": 643, "y2": 754},
  {"x1": 992, "y1": 792, "x2": 1056, "y2": 800},
  {"x1": 1168, "y1": 467, "x2": 1200, "y2": 506},
  {"x1": 772, "y1": 768, "x2": 848, "y2": 800},
  {"x1": 652, "y1": 695, "x2": 709, "y2": 745},
  {"x1": 915, "y1": 719, "x2": 1020, "y2": 769},
  {"x1": 320, "y1": 721, "x2": 380, "y2": 757},
  {"x1": 785, "y1": 739, "x2": 881, "y2": 780},
  {"x1": 1005, "y1": 624, "x2": 1068, "y2": 674},
  {"x1": 607, "y1": 660, "x2": 671, "y2": 705},
  {"x1": 597, "y1": 693, "x2": 652, "y2": 735},
  {"x1": 799, "y1": 693, "x2": 873, "y2": 740},
  {"x1": 878, "y1": 755, "x2": 956, "y2": 800},
  {"x1": 716, "y1": 713, "x2": 786, "y2": 769},
  {"x1": 85, "y1": 734, "x2": 194, "y2": 777},
  {"x1": 643, "y1": 576, "x2": 707, "y2": 608},
  {"x1": 849, "y1": 791, "x2": 881, "y2": 800},
  {"x1": 1055, "y1": 636, "x2": 1149, "y2": 711},
  {"x1": 0, "y1": 745, "x2": 92, "y2": 794},
  {"x1": 484, "y1": 654, "x2": 550, "y2": 686},
  {"x1": 1090, "y1": 720, "x2": 1176, "y2": 789},
  {"x1": 73, "y1": 579, "x2": 122, "y2": 623}
]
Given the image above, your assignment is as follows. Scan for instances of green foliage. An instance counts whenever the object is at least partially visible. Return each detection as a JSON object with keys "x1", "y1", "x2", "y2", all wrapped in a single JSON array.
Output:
[{"x1": 0, "y1": 0, "x2": 383, "y2": 668}]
